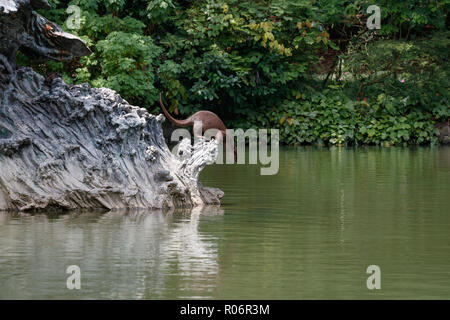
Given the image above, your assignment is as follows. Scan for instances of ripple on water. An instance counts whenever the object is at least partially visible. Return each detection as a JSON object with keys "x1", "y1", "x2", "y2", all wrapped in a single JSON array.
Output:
[{"x1": 0, "y1": 147, "x2": 449, "y2": 299}]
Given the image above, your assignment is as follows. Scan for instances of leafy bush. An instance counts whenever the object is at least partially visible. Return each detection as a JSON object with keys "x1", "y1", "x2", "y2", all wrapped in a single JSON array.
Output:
[
  {"x1": 241, "y1": 88, "x2": 443, "y2": 146},
  {"x1": 19, "y1": 0, "x2": 449, "y2": 146}
]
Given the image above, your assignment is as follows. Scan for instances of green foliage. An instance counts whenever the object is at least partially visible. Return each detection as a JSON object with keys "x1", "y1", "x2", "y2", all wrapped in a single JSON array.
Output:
[
  {"x1": 245, "y1": 88, "x2": 443, "y2": 146},
  {"x1": 90, "y1": 31, "x2": 162, "y2": 106},
  {"x1": 20, "y1": 0, "x2": 449, "y2": 146}
]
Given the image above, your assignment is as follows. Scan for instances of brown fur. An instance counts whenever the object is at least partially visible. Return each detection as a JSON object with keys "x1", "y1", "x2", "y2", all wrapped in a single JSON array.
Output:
[
  {"x1": 159, "y1": 93, "x2": 236, "y2": 159},
  {"x1": 160, "y1": 93, "x2": 227, "y2": 134}
]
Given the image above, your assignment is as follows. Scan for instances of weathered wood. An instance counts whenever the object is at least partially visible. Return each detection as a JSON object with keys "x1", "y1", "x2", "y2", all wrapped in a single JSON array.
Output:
[{"x1": 0, "y1": 0, "x2": 223, "y2": 211}]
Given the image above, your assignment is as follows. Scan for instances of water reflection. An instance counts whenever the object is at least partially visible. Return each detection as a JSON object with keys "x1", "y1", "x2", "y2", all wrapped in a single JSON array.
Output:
[
  {"x1": 0, "y1": 206, "x2": 224, "y2": 299},
  {"x1": 0, "y1": 147, "x2": 449, "y2": 299}
]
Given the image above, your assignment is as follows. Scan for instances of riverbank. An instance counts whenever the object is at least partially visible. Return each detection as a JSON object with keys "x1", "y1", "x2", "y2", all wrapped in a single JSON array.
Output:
[{"x1": 232, "y1": 86, "x2": 449, "y2": 147}]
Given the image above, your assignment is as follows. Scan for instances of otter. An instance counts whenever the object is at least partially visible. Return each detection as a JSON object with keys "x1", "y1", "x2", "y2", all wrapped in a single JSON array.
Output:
[
  {"x1": 159, "y1": 93, "x2": 237, "y2": 160},
  {"x1": 159, "y1": 93, "x2": 227, "y2": 135}
]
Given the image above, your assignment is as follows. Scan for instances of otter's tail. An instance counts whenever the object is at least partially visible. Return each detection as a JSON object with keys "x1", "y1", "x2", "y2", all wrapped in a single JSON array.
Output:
[{"x1": 159, "y1": 93, "x2": 190, "y2": 127}]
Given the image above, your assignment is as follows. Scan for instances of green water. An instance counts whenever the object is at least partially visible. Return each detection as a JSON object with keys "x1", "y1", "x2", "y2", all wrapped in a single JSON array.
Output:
[{"x1": 0, "y1": 147, "x2": 449, "y2": 299}]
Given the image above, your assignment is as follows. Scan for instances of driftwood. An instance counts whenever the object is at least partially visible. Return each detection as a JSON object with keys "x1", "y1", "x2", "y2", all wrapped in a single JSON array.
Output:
[{"x1": 0, "y1": 0, "x2": 223, "y2": 211}]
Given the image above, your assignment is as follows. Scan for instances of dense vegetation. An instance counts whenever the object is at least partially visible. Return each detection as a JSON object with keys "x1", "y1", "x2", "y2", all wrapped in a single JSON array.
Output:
[{"x1": 23, "y1": 0, "x2": 449, "y2": 146}]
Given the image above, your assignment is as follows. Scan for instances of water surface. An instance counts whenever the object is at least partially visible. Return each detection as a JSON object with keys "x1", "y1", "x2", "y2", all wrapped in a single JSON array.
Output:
[{"x1": 1, "y1": 147, "x2": 449, "y2": 299}]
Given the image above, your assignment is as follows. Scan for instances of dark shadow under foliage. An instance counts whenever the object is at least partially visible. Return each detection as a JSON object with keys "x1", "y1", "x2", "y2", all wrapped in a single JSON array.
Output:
[{"x1": 20, "y1": 0, "x2": 449, "y2": 146}]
